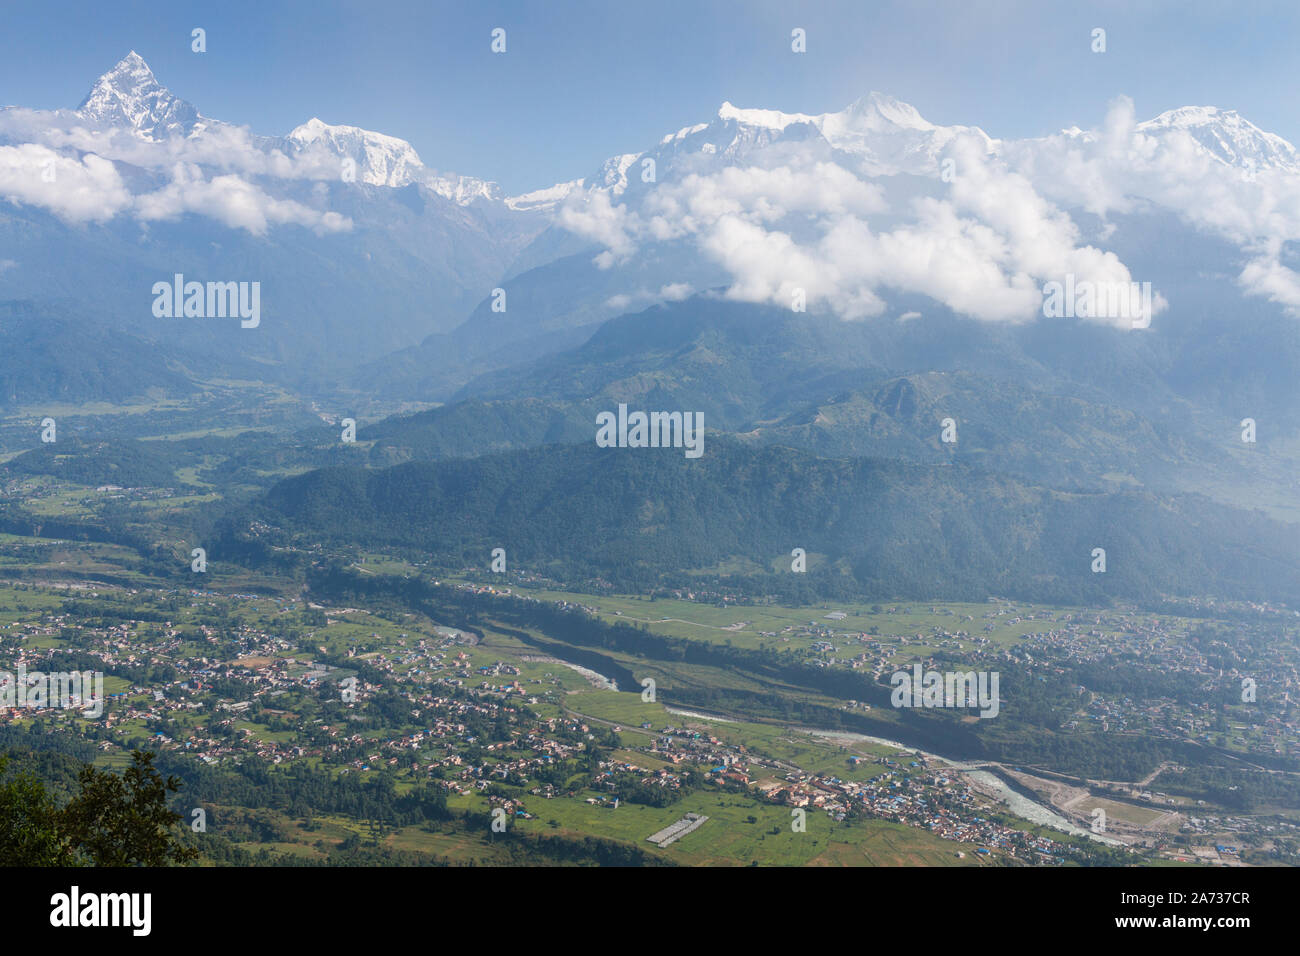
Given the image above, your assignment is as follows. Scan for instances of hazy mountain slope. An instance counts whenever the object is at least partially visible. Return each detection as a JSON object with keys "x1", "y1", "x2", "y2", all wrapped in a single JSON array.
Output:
[
  {"x1": 357, "y1": 292, "x2": 1300, "y2": 523},
  {"x1": 0, "y1": 300, "x2": 196, "y2": 407},
  {"x1": 232, "y1": 439, "x2": 1300, "y2": 606},
  {"x1": 0, "y1": 53, "x2": 550, "y2": 382}
]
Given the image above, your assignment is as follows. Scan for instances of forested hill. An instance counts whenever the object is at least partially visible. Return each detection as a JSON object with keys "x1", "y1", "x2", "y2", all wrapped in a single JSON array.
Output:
[
  {"x1": 231, "y1": 439, "x2": 1300, "y2": 605},
  {"x1": 0, "y1": 300, "x2": 196, "y2": 407}
]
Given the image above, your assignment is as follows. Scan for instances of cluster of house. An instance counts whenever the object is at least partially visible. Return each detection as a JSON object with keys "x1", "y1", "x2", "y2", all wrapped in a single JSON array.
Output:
[
  {"x1": 1002, "y1": 610, "x2": 1300, "y2": 760},
  {"x1": 11, "y1": 581, "x2": 1295, "y2": 863},
  {"x1": 584, "y1": 721, "x2": 1076, "y2": 863},
  {"x1": 759, "y1": 600, "x2": 1298, "y2": 764},
  {"x1": 753, "y1": 759, "x2": 1071, "y2": 863}
]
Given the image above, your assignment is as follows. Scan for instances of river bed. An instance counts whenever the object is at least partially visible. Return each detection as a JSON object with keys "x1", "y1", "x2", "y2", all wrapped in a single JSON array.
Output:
[{"x1": 664, "y1": 706, "x2": 737, "y2": 723}]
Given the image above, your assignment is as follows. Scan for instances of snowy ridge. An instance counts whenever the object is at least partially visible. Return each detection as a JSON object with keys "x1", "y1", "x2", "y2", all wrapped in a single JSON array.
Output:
[
  {"x1": 24, "y1": 51, "x2": 1300, "y2": 213},
  {"x1": 68, "y1": 52, "x2": 504, "y2": 205},
  {"x1": 284, "y1": 117, "x2": 507, "y2": 201},
  {"x1": 505, "y1": 179, "x2": 585, "y2": 211},
  {"x1": 524, "y1": 90, "x2": 1001, "y2": 208}
]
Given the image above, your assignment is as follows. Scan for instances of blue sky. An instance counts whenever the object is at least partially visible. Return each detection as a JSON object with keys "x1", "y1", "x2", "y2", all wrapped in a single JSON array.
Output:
[{"x1": 3, "y1": 0, "x2": 1299, "y2": 193}]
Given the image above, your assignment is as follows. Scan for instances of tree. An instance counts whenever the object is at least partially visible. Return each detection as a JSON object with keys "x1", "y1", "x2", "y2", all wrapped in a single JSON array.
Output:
[
  {"x1": 0, "y1": 757, "x2": 68, "y2": 866},
  {"x1": 59, "y1": 751, "x2": 198, "y2": 867}
]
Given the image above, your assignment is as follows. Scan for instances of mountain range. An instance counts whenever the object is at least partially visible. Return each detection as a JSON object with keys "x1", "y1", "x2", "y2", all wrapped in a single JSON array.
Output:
[
  {"x1": 4, "y1": 52, "x2": 1300, "y2": 605},
  {"x1": 4, "y1": 52, "x2": 1300, "y2": 396}
]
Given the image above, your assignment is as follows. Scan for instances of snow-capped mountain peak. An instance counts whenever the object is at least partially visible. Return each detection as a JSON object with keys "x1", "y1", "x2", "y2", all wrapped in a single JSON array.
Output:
[
  {"x1": 840, "y1": 91, "x2": 934, "y2": 131},
  {"x1": 283, "y1": 118, "x2": 503, "y2": 201},
  {"x1": 819, "y1": 92, "x2": 996, "y2": 167},
  {"x1": 283, "y1": 117, "x2": 506, "y2": 201},
  {"x1": 711, "y1": 91, "x2": 934, "y2": 136},
  {"x1": 512, "y1": 91, "x2": 1000, "y2": 210},
  {"x1": 44, "y1": 52, "x2": 1300, "y2": 220},
  {"x1": 285, "y1": 117, "x2": 426, "y2": 188},
  {"x1": 60, "y1": 53, "x2": 507, "y2": 205},
  {"x1": 76, "y1": 50, "x2": 206, "y2": 140},
  {"x1": 1136, "y1": 105, "x2": 1300, "y2": 172}
]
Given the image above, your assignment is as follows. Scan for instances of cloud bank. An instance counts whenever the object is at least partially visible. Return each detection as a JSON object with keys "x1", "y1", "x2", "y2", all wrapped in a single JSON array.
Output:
[
  {"x1": 0, "y1": 109, "x2": 352, "y2": 234},
  {"x1": 554, "y1": 95, "x2": 1300, "y2": 326}
]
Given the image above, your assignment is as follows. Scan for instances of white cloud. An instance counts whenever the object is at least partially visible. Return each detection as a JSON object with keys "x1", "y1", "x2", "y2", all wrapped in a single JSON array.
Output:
[
  {"x1": 604, "y1": 283, "x2": 698, "y2": 313},
  {"x1": 645, "y1": 161, "x2": 885, "y2": 235},
  {"x1": 560, "y1": 141, "x2": 1155, "y2": 327},
  {"x1": 1004, "y1": 96, "x2": 1300, "y2": 313},
  {"x1": 0, "y1": 144, "x2": 132, "y2": 223},
  {"x1": 557, "y1": 93, "x2": 1300, "y2": 325},
  {"x1": 1238, "y1": 244, "x2": 1300, "y2": 311},
  {"x1": 134, "y1": 164, "x2": 350, "y2": 235},
  {"x1": 0, "y1": 109, "x2": 315, "y2": 181},
  {"x1": 558, "y1": 190, "x2": 636, "y2": 267},
  {"x1": 0, "y1": 111, "x2": 352, "y2": 234}
]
